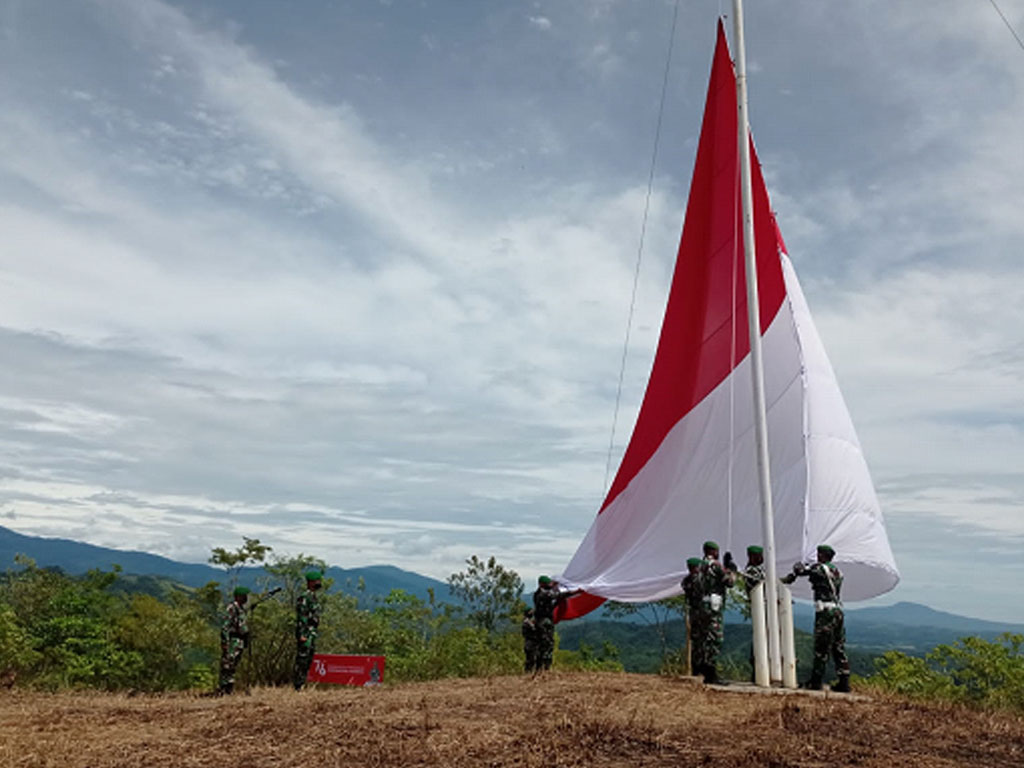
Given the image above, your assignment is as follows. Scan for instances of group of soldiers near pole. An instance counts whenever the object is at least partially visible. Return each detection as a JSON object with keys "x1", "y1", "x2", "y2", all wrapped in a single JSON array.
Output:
[
  {"x1": 681, "y1": 540, "x2": 850, "y2": 691},
  {"x1": 523, "y1": 542, "x2": 850, "y2": 691},
  {"x1": 218, "y1": 569, "x2": 324, "y2": 695}
]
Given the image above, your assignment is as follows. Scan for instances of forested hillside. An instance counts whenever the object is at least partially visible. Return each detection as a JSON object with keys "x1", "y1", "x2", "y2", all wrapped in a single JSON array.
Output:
[{"x1": 557, "y1": 619, "x2": 880, "y2": 677}]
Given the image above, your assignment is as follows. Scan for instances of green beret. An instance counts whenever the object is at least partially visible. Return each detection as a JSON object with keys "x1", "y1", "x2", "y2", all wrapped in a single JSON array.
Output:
[
  {"x1": 686, "y1": 557, "x2": 702, "y2": 567},
  {"x1": 305, "y1": 569, "x2": 323, "y2": 581},
  {"x1": 746, "y1": 545, "x2": 764, "y2": 555},
  {"x1": 538, "y1": 575, "x2": 552, "y2": 585},
  {"x1": 816, "y1": 544, "x2": 835, "y2": 557},
  {"x1": 233, "y1": 586, "x2": 250, "y2": 597},
  {"x1": 703, "y1": 540, "x2": 719, "y2": 551}
]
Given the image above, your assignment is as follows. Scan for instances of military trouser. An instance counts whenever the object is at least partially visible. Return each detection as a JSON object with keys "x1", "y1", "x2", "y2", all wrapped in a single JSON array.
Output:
[
  {"x1": 293, "y1": 636, "x2": 317, "y2": 690},
  {"x1": 536, "y1": 618, "x2": 555, "y2": 671},
  {"x1": 523, "y1": 637, "x2": 540, "y2": 672},
  {"x1": 812, "y1": 608, "x2": 850, "y2": 681},
  {"x1": 219, "y1": 638, "x2": 245, "y2": 693},
  {"x1": 690, "y1": 609, "x2": 724, "y2": 674}
]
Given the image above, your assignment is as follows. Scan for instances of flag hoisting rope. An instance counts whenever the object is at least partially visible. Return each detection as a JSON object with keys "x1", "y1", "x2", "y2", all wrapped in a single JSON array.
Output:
[{"x1": 604, "y1": 0, "x2": 682, "y2": 497}]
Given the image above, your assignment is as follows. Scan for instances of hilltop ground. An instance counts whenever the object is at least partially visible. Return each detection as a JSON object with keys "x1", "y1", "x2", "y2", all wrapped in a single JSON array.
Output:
[{"x1": 1, "y1": 673, "x2": 1021, "y2": 767}]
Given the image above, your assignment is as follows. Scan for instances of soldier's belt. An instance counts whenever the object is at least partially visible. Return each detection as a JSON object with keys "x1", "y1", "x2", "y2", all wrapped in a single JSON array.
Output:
[
  {"x1": 814, "y1": 600, "x2": 839, "y2": 612},
  {"x1": 702, "y1": 594, "x2": 724, "y2": 611}
]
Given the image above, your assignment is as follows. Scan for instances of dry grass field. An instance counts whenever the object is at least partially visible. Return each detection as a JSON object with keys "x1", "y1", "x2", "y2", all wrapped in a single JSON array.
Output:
[{"x1": 1, "y1": 673, "x2": 1022, "y2": 767}]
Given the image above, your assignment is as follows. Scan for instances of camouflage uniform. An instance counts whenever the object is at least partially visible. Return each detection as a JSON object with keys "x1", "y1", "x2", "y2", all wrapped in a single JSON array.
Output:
[
  {"x1": 681, "y1": 568, "x2": 706, "y2": 674},
  {"x1": 741, "y1": 563, "x2": 765, "y2": 594},
  {"x1": 521, "y1": 612, "x2": 539, "y2": 673},
  {"x1": 681, "y1": 572, "x2": 705, "y2": 614},
  {"x1": 218, "y1": 598, "x2": 248, "y2": 694},
  {"x1": 696, "y1": 556, "x2": 733, "y2": 678},
  {"x1": 532, "y1": 584, "x2": 563, "y2": 671},
  {"x1": 784, "y1": 559, "x2": 849, "y2": 687},
  {"x1": 293, "y1": 588, "x2": 322, "y2": 689}
]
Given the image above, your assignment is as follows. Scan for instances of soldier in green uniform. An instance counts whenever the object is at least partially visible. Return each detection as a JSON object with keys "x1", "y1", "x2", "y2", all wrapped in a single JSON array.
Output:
[
  {"x1": 293, "y1": 569, "x2": 323, "y2": 690},
  {"x1": 531, "y1": 576, "x2": 579, "y2": 672},
  {"x1": 218, "y1": 586, "x2": 250, "y2": 695},
  {"x1": 521, "y1": 607, "x2": 539, "y2": 673},
  {"x1": 740, "y1": 545, "x2": 765, "y2": 593},
  {"x1": 696, "y1": 540, "x2": 735, "y2": 684},
  {"x1": 782, "y1": 543, "x2": 850, "y2": 692},
  {"x1": 681, "y1": 557, "x2": 705, "y2": 677}
]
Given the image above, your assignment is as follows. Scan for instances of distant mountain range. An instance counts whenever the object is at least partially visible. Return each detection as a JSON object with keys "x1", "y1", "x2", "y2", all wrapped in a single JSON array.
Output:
[
  {"x1": 3, "y1": 524, "x2": 1022, "y2": 656},
  {"x1": 0, "y1": 525, "x2": 448, "y2": 603}
]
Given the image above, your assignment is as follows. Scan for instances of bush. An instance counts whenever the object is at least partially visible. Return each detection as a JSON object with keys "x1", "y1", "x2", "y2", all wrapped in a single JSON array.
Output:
[
  {"x1": 0, "y1": 603, "x2": 40, "y2": 684},
  {"x1": 865, "y1": 633, "x2": 1024, "y2": 712},
  {"x1": 1, "y1": 549, "x2": 550, "y2": 691},
  {"x1": 556, "y1": 640, "x2": 623, "y2": 672},
  {"x1": 116, "y1": 593, "x2": 217, "y2": 691}
]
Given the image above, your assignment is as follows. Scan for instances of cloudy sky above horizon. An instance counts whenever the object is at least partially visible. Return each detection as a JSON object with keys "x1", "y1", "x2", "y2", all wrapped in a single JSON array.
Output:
[{"x1": 1, "y1": 0, "x2": 1022, "y2": 623}]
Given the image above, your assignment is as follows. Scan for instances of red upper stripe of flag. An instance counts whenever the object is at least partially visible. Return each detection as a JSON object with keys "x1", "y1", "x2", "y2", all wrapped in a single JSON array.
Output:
[{"x1": 599, "y1": 21, "x2": 786, "y2": 514}]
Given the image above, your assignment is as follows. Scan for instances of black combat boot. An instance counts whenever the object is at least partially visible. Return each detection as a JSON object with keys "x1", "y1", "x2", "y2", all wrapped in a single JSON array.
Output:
[
  {"x1": 704, "y1": 666, "x2": 720, "y2": 685},
  {"x1": 802, "y1": 675, "x2": 822, "y2": 691},
  {"x1": 832, "y1": 674, "x2": 851, "y2": 693}
]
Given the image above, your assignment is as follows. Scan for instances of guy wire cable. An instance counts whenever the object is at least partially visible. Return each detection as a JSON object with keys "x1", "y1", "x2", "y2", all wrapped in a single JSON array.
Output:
[
  {"x1": 603, "y1": 0, "x2": 682, "y2": 495},
  {"x1": 988, "y1": 0, "x2": 1024, "y2": 53}
]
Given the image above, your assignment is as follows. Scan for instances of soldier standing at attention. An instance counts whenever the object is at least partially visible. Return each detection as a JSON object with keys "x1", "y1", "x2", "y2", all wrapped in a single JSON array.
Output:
[
  {"x1": 532, "y1": 576, "x2": 579, "y2": 673},
  {"x1": 293, "y1": 569, "x2": 323, "y2": 690},
  {"x1": 521, "y1": 607, "x2": 539, "y2": 673},
  {"x1": 218, "y1": 586, "x2": 250, "y2": 695},
  {"x1": 681, "y1": 557, "x2": 705, "y2": 678},
  {"x1": 782, "y1": 544, "x2": 851, "y2": 692},
  {"x1": 697, "y1": 540, "x2": 735, "y2": 684}
]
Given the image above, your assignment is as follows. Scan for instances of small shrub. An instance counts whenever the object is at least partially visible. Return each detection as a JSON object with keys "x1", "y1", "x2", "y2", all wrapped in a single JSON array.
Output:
[{"x1": 865, "y1": 634, "x2": 1024, "y2": 712}]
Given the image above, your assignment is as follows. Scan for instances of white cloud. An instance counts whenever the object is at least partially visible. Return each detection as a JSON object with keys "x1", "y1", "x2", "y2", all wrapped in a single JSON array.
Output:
[{"x1": 0, "y1": 0, "x2": 1022, "y2": 621}]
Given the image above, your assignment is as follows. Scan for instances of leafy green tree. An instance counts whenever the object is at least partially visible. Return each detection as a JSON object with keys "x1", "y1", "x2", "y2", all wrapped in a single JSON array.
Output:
[
  {"x1": 866, "y1": 633, "x2": 1024, "y2": 712},
  {"x1": 929, "y1": 633, "x2": 1024, "y2": 710},
  {"x1": 866, "y1": 649, "x2": 959, "y2": 700},
  {"x1": 116, "y1": 592, "x2": 217, "y2": 691},
  {"x1": 209, "y1": 537, "x2": 272, "y2": 588},
  {"x1": 4, "y1": 554, "x2": 223, "y2": 691},
  {"x1": 367, "y1": 588, "x2": 521, "y2": 681},
  {"x1": 446, "y1": 555, "x2": 525, "y2": 633},
  {"x1": 2, "y1": 560, "x2": 146, "y2": 690},
  {"x1": 0, "y1": 602, "x2": 40, "y2": 685},
  {"x1": 193, "y1": 580, "x2": 225, "y2": 625}
]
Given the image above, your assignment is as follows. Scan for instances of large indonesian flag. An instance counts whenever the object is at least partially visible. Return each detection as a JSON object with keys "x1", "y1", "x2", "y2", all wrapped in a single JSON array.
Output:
[{"x1": 556, "y1": 23, "x2": 899, "y2": 620}]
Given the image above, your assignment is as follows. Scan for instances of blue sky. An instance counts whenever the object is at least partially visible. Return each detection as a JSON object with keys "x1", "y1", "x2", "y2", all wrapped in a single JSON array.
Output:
[{"x1": 1, "y1": 0, "x2": 1022, "y2": 623}]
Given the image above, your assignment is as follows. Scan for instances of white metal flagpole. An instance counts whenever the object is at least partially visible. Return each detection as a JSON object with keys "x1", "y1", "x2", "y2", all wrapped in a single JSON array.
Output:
[
  {"x1": 779, "y1": 582, "x2": 799, "y2": 688},
  {"x1": 750, "y1": 581, "x2": 770, "y2": 686},
  {"x1": 731, "y1": 0, "x2": 783, "y2": 684}
]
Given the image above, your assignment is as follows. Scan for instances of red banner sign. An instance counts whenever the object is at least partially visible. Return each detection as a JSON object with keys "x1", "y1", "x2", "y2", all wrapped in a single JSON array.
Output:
[{"x1": 307, "y1": 654, "x2": 385, "y2": 686}]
